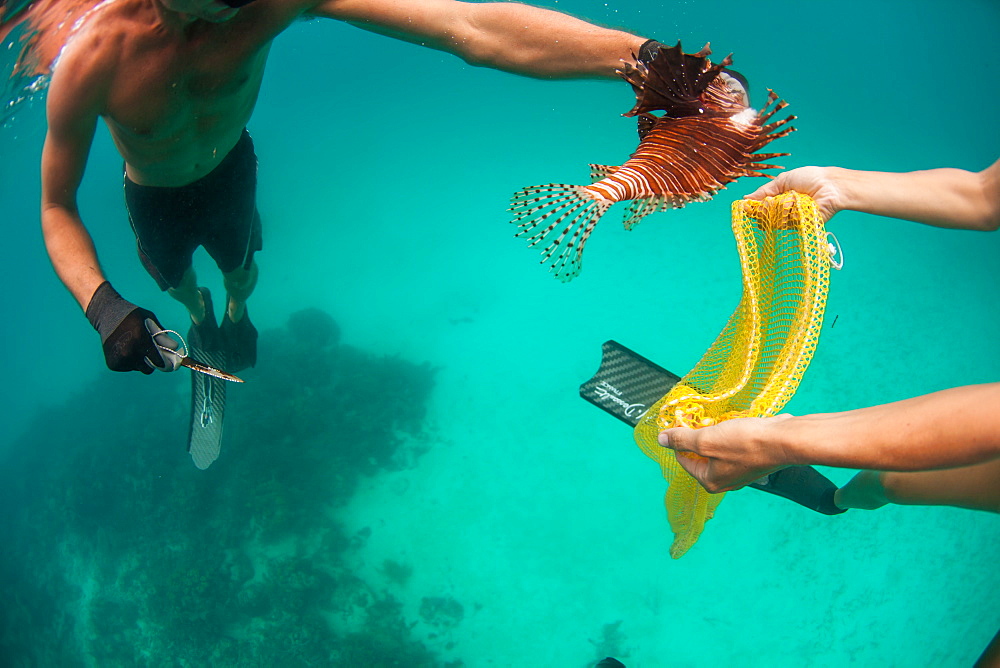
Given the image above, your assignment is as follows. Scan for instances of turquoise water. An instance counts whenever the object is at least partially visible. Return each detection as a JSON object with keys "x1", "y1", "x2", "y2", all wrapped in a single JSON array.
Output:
[{"x1": 1, "y1": 0, "x2": 999, "y2": 665}]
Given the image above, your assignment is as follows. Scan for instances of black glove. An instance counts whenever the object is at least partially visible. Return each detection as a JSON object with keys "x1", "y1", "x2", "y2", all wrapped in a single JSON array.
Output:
[
  {"x1": 636, "y1": 38, "x2": 663, "y2": 68},
  {"x1": 85, "y1": 281, "x2": 165, "y2": 374},
  {"x1": 624, "y1": 39, "x2": 662, "y2": 95},
  {"x1": 629, "y1": 40, "x2": 664, "y2": 141}
]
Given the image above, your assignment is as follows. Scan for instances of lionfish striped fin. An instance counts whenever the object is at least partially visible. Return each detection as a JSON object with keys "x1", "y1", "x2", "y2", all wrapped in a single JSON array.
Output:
[
  {"x1": 737, "y1": 90, "x2": 795, "y2": 178},
  {"x1": 755, "y1": 90, "x2": 796, "y2": 147},
  {"x1": 744, "y1": 164, "x2": 786, "y2": 178},
  {"x1": 510, "y1": 185, "x2": 613, "y2": 282},
  {"x1": 619, "y1": 192, "x2": 713, "y2": 230},
  {"x1": 589, "y1": 164, "x2": 618, "y2": 183},
  {"x1": 757, "y1": 90, "x2": 788, "y2": 123},
  {"x1": 621, "y1": 196, "x2": 666, "y2": 231}
]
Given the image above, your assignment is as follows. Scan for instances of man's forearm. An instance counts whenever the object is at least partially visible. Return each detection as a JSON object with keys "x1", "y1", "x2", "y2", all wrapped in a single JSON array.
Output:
[
  {"x1": 328, "y1": 0, "x2": 647, "y2": 79},
  {"x1": 778, "y1": 383, "x2": 1000, "y2": 471},
  {"x1": 454, "y1": 2, "x2": 645, "y2": 78},
  {"x1": 41, "y1": 204, "x2": 107, "y2": 310},
  {"x1": 833, "y1": 162, "x2": 1000, "y2": 231}
]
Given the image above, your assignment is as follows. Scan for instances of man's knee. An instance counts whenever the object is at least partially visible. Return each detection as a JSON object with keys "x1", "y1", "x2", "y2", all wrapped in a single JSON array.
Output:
[
  {"x1": 167, "y1": 268, "x2": 199, "y2": 299},
  {"x1": 878, "y1": 471, "x2": 909, "y2": 505},
  {"x1": 224, "y1": 261, "x2": 258, "y2": 299}
]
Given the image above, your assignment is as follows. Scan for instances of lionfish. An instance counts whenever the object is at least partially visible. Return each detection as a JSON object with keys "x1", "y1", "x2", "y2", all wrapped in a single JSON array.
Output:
[{"x1": 509, "y1": 42, "x2": 796, "y2": 282}]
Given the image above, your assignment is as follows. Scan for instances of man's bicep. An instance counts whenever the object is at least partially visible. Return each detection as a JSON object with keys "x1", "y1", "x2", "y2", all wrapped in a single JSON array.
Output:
[
  {"x1": 307, "y1": 0, "x2": 471, "y2": 50},
  {"x1": 42, "y1": 77, "x2": 100, "y2": 211}
]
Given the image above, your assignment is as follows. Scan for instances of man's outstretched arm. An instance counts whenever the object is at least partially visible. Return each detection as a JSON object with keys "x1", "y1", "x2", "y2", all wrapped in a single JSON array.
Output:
[
  {"x1": 659, "y1": 383, "x2": 1000, "y2": 493},
  {"x1": 309, "y1": 0, "x2": 646, "y2": 78},
  {"x1": 744, "y1": 158, "x2": 1000, "y2": 231}
]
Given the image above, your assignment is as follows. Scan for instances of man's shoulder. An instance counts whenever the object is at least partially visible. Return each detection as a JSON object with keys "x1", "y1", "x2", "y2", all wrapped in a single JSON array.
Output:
[
  {"x1": 45, "y1": 18, "x2": 134, "y2": 122},
  {"x1": 52, "y1": 19, "x2": 129, "y2": 88}
]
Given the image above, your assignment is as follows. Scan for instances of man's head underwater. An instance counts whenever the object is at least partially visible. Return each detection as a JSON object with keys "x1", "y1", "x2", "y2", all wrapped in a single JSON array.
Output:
[{"x1": 157, "y1": 0, "x2": 254, "y2": 22}]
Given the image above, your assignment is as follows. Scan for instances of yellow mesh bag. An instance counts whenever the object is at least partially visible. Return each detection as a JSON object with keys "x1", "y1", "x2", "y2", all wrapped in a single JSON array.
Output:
[{"x1": 633, "y1": 192, "x2": 833, "y2": 558}]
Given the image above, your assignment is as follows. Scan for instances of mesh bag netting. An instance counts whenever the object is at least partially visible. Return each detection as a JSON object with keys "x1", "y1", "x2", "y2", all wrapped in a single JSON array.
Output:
[{"x1": 634, "y1": 192, "x2": 833, "y2": 558}]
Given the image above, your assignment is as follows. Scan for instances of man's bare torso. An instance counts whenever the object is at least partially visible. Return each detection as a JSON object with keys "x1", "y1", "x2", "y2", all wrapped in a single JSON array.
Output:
[{"x1": 62, "y1": 0, "x2": 301, "y2": 186}]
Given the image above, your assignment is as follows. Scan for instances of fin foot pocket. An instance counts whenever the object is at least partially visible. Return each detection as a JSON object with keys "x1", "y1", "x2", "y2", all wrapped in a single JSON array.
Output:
[
  {"x1": 749, "y1": 466, "x2": 846, "y2": 515},
  {"x1": 221, "y1": 306, "x2": 257, "y2": 373}
]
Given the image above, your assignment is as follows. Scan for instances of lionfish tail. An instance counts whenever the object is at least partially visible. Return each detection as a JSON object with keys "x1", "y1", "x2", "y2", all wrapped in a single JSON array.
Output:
[{"x1": 509, "y1": 184, "x2": 613, "y2": 282}]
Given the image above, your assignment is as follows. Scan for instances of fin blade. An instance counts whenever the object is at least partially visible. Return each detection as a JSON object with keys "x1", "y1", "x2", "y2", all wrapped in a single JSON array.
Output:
[{"x1": 579, "y1": 340, "x2": 682, "y2": 426}]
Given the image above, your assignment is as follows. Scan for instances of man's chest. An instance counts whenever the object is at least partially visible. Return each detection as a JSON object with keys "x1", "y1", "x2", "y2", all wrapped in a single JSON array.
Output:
[{"x1": 104, "y1": 39, "x2": 270, "y2": 138}]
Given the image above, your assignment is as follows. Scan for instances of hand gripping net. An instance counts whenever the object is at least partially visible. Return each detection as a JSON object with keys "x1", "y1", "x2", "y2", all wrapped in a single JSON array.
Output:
[{"x1": 633, "y1": 192, "x2": 834, "y2": 558}]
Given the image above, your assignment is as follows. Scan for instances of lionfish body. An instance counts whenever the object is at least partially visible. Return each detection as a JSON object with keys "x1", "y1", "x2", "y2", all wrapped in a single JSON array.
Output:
[{"x1": 510, "y1": 42, "x2": 796, "y2": 281}]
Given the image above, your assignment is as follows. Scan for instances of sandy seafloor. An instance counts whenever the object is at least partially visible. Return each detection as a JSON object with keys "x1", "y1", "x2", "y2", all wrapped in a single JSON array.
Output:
[{"x1": 1, "y1": 0, "x2": 998, "y2": 665}]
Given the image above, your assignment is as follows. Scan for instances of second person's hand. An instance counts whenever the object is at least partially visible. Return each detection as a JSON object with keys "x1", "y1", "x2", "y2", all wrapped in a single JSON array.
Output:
[
  {"x1": 658, "y1": 414, "x2": 796, "y2": 492},
  {"x1": 744, "y1": 166, "x2": 846, "y2": 223}
]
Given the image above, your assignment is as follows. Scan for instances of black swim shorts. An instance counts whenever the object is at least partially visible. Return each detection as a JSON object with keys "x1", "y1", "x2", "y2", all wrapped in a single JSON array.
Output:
[{"x1": 124, "y1": 128, "x2": 263, "y2": 291}]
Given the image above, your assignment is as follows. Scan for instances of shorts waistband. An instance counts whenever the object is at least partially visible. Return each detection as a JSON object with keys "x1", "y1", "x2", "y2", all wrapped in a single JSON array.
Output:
[{"x1": 123, "y1": 128, "x2": 255, "y2": 191}]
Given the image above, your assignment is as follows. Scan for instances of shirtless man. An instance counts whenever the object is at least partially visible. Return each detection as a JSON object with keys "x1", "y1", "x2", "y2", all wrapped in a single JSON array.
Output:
[{"x1": 41, "y1": 0, "x2": 652, "y2": 374}]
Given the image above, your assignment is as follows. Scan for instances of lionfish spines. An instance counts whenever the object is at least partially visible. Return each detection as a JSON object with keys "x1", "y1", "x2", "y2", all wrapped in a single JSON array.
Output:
[
  {"x1": 744, "y1": 89, "x2": 796, "y2": 176},
  {"x1": 620, "y1": 41, "x2": 728, "y2": 119},
  {"x1": 757, "y1": 90, "x2": 796, "y2": 135}
]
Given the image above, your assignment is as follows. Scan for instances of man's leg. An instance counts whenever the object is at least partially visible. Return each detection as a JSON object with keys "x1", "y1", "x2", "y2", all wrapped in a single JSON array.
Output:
[
  {"x1": 835, "y1": 470, "x2": 889, "y2": 510},
  {"x1": 222, "y1": 259, "x2": 258, "y2": 323},
  {"x1": 835, "y1": 460, "x2": 1000, "y2": 512},
  {"x1": 167, "y1": 267, "x2": 207, "y2": 325},
  {"x1": 879, "y1": 459, "x2": 1000, "y2": 512},
  {"x1": 220, "y1": 259, "x2": 259, "y2": 372}
]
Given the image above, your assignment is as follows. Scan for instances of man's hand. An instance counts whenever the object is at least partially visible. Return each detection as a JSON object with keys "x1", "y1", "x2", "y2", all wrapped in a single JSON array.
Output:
[
  {"x1": 743, "y1": 166, "x2": 845, "y2": 223},
  {"x1": 657, "y1": 415, "x2": 795, "y2": 493},
  {"x1": 86, "y1": 281, "x2": 169, "y2": 374}
]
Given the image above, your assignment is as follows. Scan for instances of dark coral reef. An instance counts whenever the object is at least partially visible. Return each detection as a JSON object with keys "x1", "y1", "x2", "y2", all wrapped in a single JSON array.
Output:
[{"x1": 0, "y1": 308, "x2": 460, "y2": 666}]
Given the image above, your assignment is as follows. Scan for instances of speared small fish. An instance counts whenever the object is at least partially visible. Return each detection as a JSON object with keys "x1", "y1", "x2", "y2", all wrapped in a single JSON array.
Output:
[
  {"x1": 149, "y1": 324, "x2": 244, "y2": 383},
  {"x1": 178, "y1": 355, "x2": 244, "y2": 383},
  {"x1": 509, "y1": 41, "x2": 796, "y2": 282}
]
